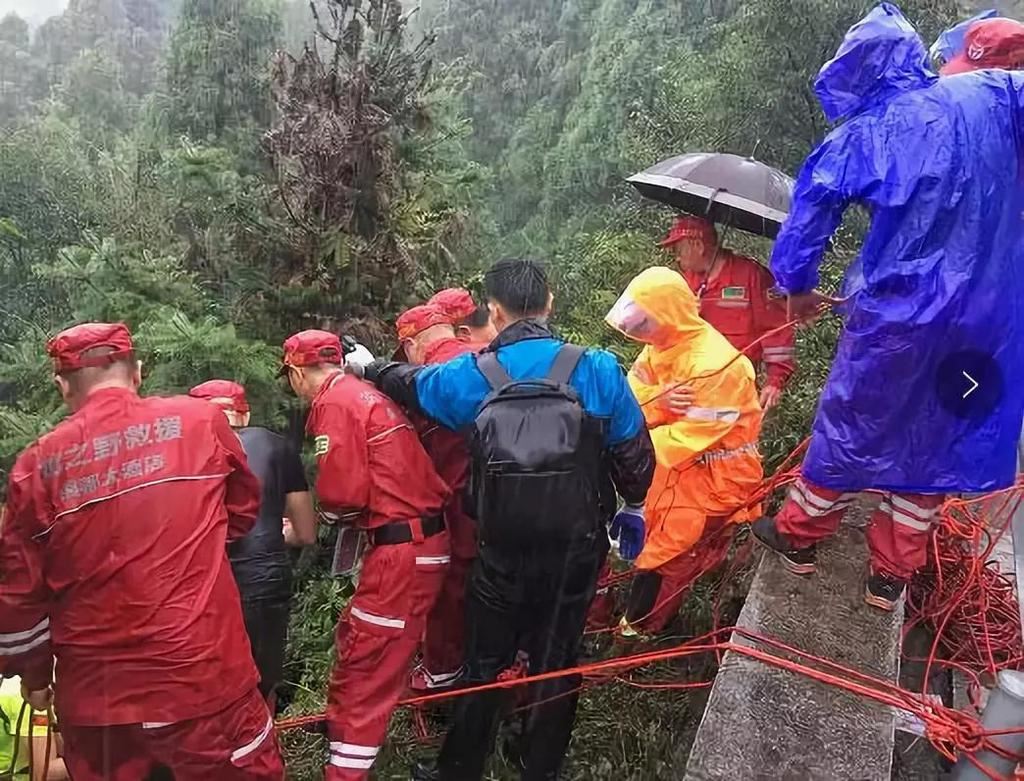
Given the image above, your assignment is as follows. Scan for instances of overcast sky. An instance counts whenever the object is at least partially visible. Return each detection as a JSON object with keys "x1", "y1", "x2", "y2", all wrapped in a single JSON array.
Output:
[{"x1": 0, "y1": 0, "x2": 67, "y2": 26}]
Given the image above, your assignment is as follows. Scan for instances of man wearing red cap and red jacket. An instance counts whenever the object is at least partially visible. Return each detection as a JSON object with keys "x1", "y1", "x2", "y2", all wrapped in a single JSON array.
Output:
[
  {"x1": 189, "y1": 379, "x2": 317, "y2": 706},
  {"x1": 0, "y1": 323, "x2": 284, "y2": 780},
  {"x1": 428, "y1": 288, "x2": 498, "y2": 346},
  {"x1": 662, "y1": 215, "x2": 795, "y2": 411},
  {"x1": 395, "y1": 305, "x2": 479, "y2": 692},
  {"x1": 280, "y1": 329, "x2": 450, "y2": 780}
]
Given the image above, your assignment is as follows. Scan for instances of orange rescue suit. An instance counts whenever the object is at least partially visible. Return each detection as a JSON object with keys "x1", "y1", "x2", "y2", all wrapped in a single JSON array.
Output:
[{"x1": 615, "y1": 267, "x2": 764, "y2": 571}]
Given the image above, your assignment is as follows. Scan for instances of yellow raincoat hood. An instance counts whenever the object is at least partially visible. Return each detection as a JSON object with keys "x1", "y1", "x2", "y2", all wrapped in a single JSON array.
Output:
[{"x1": 606, "y1": 267, "x2": 704, "y2": 348}]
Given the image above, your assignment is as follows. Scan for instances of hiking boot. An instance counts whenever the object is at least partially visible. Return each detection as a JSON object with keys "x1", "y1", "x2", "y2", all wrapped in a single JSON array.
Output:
[
  {"x1": 410, "y1": 761, "x2": 441, "y2": 781},
  {"x1": 864, "y1": 572, "x2": 906, "y2": 612},
  {"x1": 751, "y1": 516, "x2": 816, "y2": 575}
]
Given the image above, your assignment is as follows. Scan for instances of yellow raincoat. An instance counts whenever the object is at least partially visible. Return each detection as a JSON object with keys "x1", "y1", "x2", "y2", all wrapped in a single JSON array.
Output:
[{"x1": 607, "y1": 267, "x2": 764, "y2": 571}]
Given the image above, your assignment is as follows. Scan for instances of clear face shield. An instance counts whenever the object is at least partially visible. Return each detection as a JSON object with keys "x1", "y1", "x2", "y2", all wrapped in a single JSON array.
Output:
[{"x1": 605, "y1": 293, "x2": 662, "y2": 344}]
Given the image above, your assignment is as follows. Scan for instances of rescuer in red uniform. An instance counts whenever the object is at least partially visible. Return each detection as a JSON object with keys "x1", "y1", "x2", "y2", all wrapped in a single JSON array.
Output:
[
  {"x1": 394, "y1": 305, "x2": 479, "y2": 692},
  {"x1": 428, "y1": 288, "x2": 498, "y2": 346},
  {"x1": 281, "y1": 329, "x2": 450, "y2": 780},
  {"x1": 0, "y1": 323, "x2": 284, "y2": 781},
  {"x1": 663, "y1": 215, "x2": 796, "y2": 411}
]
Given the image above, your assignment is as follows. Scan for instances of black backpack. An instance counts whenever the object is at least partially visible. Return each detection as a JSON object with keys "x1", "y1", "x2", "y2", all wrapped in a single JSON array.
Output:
[{"x1": 470, "y1": 344, "x2": 606, "y2": 547}]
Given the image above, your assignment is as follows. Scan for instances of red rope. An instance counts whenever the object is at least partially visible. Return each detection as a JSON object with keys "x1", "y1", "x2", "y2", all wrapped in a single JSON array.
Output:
[{"x1": 274, "y1": 625, "x2": 1022, "y2": 773}]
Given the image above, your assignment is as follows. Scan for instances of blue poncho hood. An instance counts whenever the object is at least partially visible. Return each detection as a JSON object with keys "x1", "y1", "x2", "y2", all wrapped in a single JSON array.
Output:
[{"x1": 814, "y1": 3, "x2": 937, "y2": 122}]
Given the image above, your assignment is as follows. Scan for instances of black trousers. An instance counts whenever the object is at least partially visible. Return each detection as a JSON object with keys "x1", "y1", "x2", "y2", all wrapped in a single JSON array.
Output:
[
  {"x1": 240, "y1": 597, "x2": 291, "y2": 700},
  {"x1": 436, "y1": 533, "x2": 606, "y2": 781}
]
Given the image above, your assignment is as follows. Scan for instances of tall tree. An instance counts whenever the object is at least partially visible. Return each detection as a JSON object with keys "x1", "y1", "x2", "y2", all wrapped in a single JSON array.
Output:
[
  {"x1": 163, "y1": 0, "x2": 283, "y2": 141},
  {"x1": 264, "y1": 0, "x2": 437, "y2": 324}
]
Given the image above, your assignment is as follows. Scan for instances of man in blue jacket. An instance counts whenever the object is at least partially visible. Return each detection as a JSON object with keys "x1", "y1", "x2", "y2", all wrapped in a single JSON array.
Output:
[
  {"x1": 753, "y1": 4, "x2": 1024, "y2": 611},
  {"x1": 367, "y1": 257, "x2": 654, "y2": 781}
]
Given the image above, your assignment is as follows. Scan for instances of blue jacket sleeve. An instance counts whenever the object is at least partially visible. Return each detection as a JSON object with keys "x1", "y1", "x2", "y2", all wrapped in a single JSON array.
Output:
[
  {"x1": 770, "y1": 133, "x2": 853, "y2": 295},
  {"x1": 597, "y1": 352, "x2": 646, "y2": 446},
  {"x1": 413, "y1": 353, "x2": 490, "y2": 430},
  {"x1": 585, "y1": 350, "x2": 654, "y2": 505}
]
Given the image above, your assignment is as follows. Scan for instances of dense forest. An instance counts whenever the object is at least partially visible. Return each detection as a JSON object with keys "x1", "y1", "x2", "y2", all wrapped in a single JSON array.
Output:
[{"x1": 0, "y1": 0, "x2": 987, "y2": 777}]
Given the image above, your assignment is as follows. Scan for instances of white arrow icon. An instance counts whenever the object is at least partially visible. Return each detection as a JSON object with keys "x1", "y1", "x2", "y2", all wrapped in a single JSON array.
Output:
[{"x1": 962, "y1": 371, "x2": 979, "y2": 399}]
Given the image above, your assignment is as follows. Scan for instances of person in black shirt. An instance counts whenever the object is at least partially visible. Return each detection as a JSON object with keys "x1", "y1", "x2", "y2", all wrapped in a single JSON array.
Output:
[{"x1": 189, "y1": 380, "x2": 316, "y2": 704}]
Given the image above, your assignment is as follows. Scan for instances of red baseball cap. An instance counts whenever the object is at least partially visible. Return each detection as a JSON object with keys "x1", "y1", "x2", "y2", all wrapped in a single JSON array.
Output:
[
  {"x1": 281, "y1": 330, "x2": 343, "y2": 374},
  {"x1": 659, "y1": 215, "x2": 718, "y2": 248},
  {"x1": 942, "y1": 18, "x2": 1024, "y2": 74},
  {"x1": 428, "y1": 288, "x2": 478, "y2": 323},
  {"x1": 47, "y1": 322, "x2": 134, "y2": 373},
  {"x1": 189, "y1": 380, "x2": 250, "y2": 413},
  {"x1": 392, "y1": 304, "x2": 451, "y2": 360},
  {"x1": 396, "y1": 304, "x2": 450, "y2": 341}
]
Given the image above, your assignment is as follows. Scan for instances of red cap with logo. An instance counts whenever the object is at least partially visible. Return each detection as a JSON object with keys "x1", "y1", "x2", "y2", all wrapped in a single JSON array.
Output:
[
  {"x1": 396, "y1": 304, "x2": 451, "y2": 341},
  {"x1": 942, "y1": 18, "x2": 1024, "y2": 74},
  {"x1": 659, "y1": 215, "x2": 718, "y2": 248},
  {"x1": 428, "y1": 288, "x2": 478, "y2": 323},
  {"x1": 281, "y1": 329, "x2": 343, "y2": 373},
  {"x1": 47, "y1": 322, "x2": 134, "y2": 373},
  {"x1": 189, "y1": 380, "x2": 250, "y2": 413}
]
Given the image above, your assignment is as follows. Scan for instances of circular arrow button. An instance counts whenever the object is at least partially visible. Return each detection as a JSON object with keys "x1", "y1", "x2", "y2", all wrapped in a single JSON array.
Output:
[{"x1": 935, "y1": 350, "x2": 1003, "y2": 420}]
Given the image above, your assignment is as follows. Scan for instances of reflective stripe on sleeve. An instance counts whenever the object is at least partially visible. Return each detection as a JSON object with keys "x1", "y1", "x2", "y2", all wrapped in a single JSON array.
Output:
[
  {"x1": 684, "y1": 406, "x2": 740, "y2": 423},
  {"x1": 762, "y1": 347, "x2": 795, "y2": 364}
]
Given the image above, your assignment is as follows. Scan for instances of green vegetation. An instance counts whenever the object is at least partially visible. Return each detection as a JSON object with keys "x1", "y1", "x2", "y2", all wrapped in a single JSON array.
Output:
[{"x1": 0, "y1": 0, "x2": 965, "y2": 777}]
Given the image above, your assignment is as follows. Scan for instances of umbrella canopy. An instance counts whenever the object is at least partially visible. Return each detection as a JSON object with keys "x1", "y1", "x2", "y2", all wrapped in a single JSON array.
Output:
[{"x1": 627, "y1": 152, "x2": 794, "y2": 238}]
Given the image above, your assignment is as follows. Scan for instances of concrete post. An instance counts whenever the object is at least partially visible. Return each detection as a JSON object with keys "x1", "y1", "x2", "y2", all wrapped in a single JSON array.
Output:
[{"x1": 952, "y1": 670, "x2": 1024, "y2": 780}]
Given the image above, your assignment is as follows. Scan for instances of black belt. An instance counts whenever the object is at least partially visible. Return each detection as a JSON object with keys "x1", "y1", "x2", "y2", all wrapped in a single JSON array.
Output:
[{"x1": 371, "y1": 515, "x2": 445, "y2": 546}]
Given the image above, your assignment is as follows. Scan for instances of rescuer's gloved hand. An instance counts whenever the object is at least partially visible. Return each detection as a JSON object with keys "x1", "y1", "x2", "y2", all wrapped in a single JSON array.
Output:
[
  {"x1": 610, "y1": 504, "x2": 645, "y2": 561},
  {"x1": 344, "y1": 342, "x2": 376, "y2": 370},
  {"x1": 342, "y1": 333, "x2": 378, "y2": 374},
  {"x1": 361, "y1": 358, "x2": 391, "y2": 385}
]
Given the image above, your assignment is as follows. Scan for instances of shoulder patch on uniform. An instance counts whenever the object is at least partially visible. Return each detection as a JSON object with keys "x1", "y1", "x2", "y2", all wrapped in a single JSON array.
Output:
[
  {"x1": 314, "y1": 435, "x2": 330, "y2": 456},
  {"x1": 722, "y1": 286, "x2": 747, "y2": 299}
]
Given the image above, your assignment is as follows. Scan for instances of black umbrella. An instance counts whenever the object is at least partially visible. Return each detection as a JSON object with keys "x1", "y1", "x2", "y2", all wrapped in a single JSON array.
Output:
[{"x1": 627, "y1": 152, "x2": 794, "y2": 239}]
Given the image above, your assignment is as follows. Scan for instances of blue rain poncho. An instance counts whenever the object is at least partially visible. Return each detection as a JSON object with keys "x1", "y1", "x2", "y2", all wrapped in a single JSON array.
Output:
[{"x1": 770, "y1": 3, "x2": 1024, "y2": 493}]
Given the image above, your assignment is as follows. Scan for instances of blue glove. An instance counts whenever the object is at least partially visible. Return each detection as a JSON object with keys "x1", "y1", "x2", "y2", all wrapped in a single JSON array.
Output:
[{"x1": 610, "y1": 504, "x2": 645, "y2": 562}]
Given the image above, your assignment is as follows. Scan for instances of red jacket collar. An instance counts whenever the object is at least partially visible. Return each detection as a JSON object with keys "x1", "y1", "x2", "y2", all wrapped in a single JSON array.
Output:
[
  {"x1": 77, "y1": 386, "x2": 139, "y2": 408},
  {"x1": 311, "y1": 369, "x2": 346, "y2": 404},
  {"x1": 422, "y1": 337, "x2": 475, "y2": 364}
]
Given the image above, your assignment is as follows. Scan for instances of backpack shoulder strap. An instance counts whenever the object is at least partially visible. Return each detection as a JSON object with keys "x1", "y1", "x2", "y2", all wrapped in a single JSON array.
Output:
[
  {"x1": 547, "y1": 344, "x2": 586, "y2": 386},
  {"x1": 476, "y1": 351, "x2": 513, "y2": 391}
]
